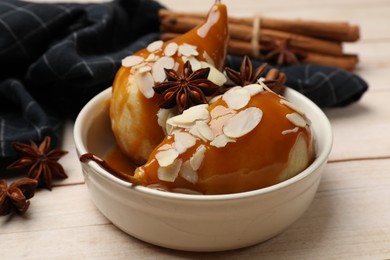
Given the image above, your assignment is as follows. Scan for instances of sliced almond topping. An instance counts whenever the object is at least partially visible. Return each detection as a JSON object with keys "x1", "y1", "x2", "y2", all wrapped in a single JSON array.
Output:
[
  {"x1": 282, "y1": 127, "x2": 300, "y2": 135},
  {"x1": 190, "y1": 145, "x2": 206, "y2": 171},
  {"x1": 210, "y1": 134, "x2": 236, "y2": 148},
  {"x1": 286, "y1": 113, "x2": 307, "y2": 127},
  {"x1": 210, "y1": 106, "x2": 236, "y2": 136},
  {"x1": 173, "y1": 62, "x2": 179, "y2": 71},
  {"x1": 133, "y1": 62, "x2": 147, "y2": 70},
  {"x1": 222, "y1": 87, "x2": 251, "y2": 110},
  {"x1": 223, "y1": 107, "x2": 263, "y2": 138},
  {"x1": 180, "y1": 160, "x2": 198, "y2": 184},
  {"x1": 152, "y1": 56, "x2": 174, "y2": 82},
  {"x1": 167, "y1": 104, "x2": 209, "y2": 127},
  {"x1": 157, "y1": 159, "x2": 182, "y2": 182},
  {"x1": 155, "y1": 148, "x2": 179, "y2": 167},
  {"x1": 210, "y1": 105, "x2": 235, "y2": 119},
  {"x1": 194, "y1": 121, "x2": 214, "y2": 141},
  {"x1": 200, "y1": 61, "x2": 226, "y2": 86},
  {"x1": 135, "y1": 71, "x2": 155, "y2": 98},
  {"x1": 145, "y1": 53, "x2": 156, "y2": 62},
  {"x1": 157, "y1": 143, "x2": 173, "y2": 151},
  {"x1": 178, "y1": 43, "x2": 199, "y2": 57},
  {"x1": 157, "y1": 108, "x2": 175, "y2": 135},
  {"x1": 209, "y1": 94, "x2": 222, "y2": 104},
  {"x1": 174, "y1": 132, "x2": 197, "y2": 154},
  {"x1": 182, "y1": 56, "x2": 201, "y2": 71},
  {"x1": 280, "y1": 99, "x2": 305, "y2": 115},
  {"x1": 203, "y1": 51, "x2": 215, "y2": 66},
  {"x1": 137, "y1": 65, "x2": 151, "y2": 74},
  {"x1": 121, "y1": 55, "x2": 144, "y2": 67},
  {"x1": 164, "y1": 42, "x2": 178, "y2": 57},
  {"x1": 244, "y1": 83, "x2": 263, "y2": 96},
  {"x1": 146, "y1": 40, "x2": 163, "y2": 53},
  {"x1": 188, "y1": 125, "x2": 206, "y2": 142}
]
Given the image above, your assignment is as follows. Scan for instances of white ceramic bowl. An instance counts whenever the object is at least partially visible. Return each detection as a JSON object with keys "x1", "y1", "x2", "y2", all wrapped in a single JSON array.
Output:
[{"x1": 74, "y1": 87, "x2": 332, "y2": 252}]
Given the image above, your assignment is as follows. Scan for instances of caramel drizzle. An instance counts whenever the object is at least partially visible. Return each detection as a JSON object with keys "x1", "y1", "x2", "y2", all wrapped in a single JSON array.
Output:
[{"x1": 79, "y1": 153, "x2": 143, "y2": 185}]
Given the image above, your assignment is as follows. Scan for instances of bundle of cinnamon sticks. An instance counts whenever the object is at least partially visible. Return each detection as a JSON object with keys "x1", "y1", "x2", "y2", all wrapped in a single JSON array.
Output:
[{"x1": 159, "y1": 9, "x2": 360, "y2": 71}]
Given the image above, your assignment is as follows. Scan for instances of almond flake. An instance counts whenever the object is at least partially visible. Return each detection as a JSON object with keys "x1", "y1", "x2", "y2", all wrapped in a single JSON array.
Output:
[
  {"x1": 180, "y1": 160, "x2": 198, "y2": 184},
  {"x1": 194, "y1": 121, "x2": 214, "y2": 141},
  {"x1": 146, "y1": 40, "x2": 163, "y2": 53},
  {"x1": 209, "y1": 107, "x2": 236, "y2": 136},
  {"x1": 222, "y1": 87, "x2": 251, "y2": 110},
  {"x1": 174, "y1": 132, "x2": 197, "y2": 154},
  {"x1": 157, "y1": 143, "x2": 173, "y2": 151},
  {"x1": 223, "y1": 107, "x2": 263, "y2": 138},
  {"x1": 135, "y1": 71, "x2": 155, "y2": 98},
  {"x1": 157, "y1": 159, "x2": 182, "y2": 182},
  {"x1": 167, "y1": 104, "x2": 209, "y2": 127},
  {"x1": 145, "y1": 53, "x2": 156, "y2": 62},
  {"x1": 203, "y1": 51, "x2": 215, "y2": 66},
  {"x1": 121, "y1": 55, "x2": 144, "y2": 67},
  {"x1": 280, "y1": 99, "x2": 305, "y2": 115},
  {"x1": 178, "y1": 43, "x2": 199, "y2": 57},
  {"x1": 173, "y1": 62, "x2": 179, "y2": 71},
  {"x1": 157, "y1": 108, "x2": 174, "y2": 134},
  {"x1": 152, "y1": 56, "x2": 175, "y2": 82},
  {"x1": 182, "y1": 55, "x2": 201, "y2": 71},
  {"x1": 137, "y1": 65, "x2": 151, "y2": 74},
  {"x1": 210, "y1": 105, "x2": 235, "y2": 119},
  {"x1": 164, "y1": 42, "x2": 178, "y2": 57},
  {"x1": 286, "y1": 113, "x2": 307, "y2": 127},
  {"x1": 155, "y1": 148, "x2": 179, "y2": 167},
  {"x1": 244, "y1": 83, "x2": 263, "y2": 96},
  {"x1": 282, "y1": 127, "x2": 300, "y2": 135},
  {"x1": 209, "y1": 94, "x2": 222, "y2": 104},
  {"x1": 200, "y1": 61, "x2": 227, "y2": 86},
  {"x1": 210, "y1": 134, "x2": 236, "y2": 148},
  {"x1": 190, "y1": 145, "x2": 206, "y2": 171}
]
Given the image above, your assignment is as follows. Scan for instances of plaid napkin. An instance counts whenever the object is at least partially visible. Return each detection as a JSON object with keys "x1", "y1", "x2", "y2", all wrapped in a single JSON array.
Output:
[{"x1": 0, "y1": 0, "x2": 368, "y2": 159}]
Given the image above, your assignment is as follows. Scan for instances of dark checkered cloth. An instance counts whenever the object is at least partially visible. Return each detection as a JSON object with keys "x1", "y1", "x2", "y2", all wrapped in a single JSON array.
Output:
[{"x1": 0, "y1": 0, "x2": 368, "y2": 159}]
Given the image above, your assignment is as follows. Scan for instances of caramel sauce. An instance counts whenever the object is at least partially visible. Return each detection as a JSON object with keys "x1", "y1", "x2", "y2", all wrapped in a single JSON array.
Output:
[{"x1": 136, "y1": 91, "x2": 315, "y2": 195}]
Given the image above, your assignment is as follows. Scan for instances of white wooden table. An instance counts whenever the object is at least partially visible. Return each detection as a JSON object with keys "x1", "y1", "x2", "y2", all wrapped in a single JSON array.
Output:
[{"x1": 2, "y1": 0, "x2": 390, "y2": 259}]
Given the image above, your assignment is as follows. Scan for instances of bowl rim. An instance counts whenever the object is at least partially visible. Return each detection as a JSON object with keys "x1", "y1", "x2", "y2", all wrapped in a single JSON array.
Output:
[{"x1": 74, "y1": 87, "x2": 333, "y2": 201}]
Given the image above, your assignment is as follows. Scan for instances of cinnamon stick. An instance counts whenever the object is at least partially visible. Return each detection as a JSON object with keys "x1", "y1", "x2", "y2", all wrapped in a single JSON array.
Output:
[
  {"x1": 160, "y1": 15, "x2": 343, "y2": 56},
  {"x1": 159, "y1": 9, "x2": 360, "y2": 42},
  {"x1": 161, "y1": 33, "x2": 358, "y2": 71}
]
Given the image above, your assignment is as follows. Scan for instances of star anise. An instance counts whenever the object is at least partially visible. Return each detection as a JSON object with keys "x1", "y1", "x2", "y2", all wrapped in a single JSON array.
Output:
[
  {"x1": 0, "y1": 178, "x2": 38, "y2": 216},
  {"x1": 225, "y1": 55, "x2": 287, "y2": 94},
  {"x1": 225, "y1": 56, "x2": 268, "y2": 86},
  {"x1": 6, "y1": 136, "x2": 68, "y2": 190},
  {"x1": 153, "y1": 61, "x2": 219, "y2": 113},
  {"x1": 261, "y1": 39, "x2": 305, "y2": 66}
]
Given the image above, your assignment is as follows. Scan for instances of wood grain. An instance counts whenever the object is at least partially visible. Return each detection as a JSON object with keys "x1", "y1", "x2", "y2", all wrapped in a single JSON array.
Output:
[{"x1": 2, "y1": 0, "x2": 390, "y2": 259}]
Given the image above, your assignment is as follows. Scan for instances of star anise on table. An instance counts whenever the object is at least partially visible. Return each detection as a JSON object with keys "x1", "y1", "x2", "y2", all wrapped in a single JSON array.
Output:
[
  {"x1": 153, "y1": 61, "x2": 219, "y2": 113},
  {"x1": 0, "y1": 178, "x2": 38, "y2": 216},
  {"x1": 6, "y1": 136, "x2": 68, "y2": 190},
  {"x1": 261, "y1": 39, "x2": 305, "y2": 66},
  {"x1": 225, "y1": 55, "x2": 287, "y2": 94}
]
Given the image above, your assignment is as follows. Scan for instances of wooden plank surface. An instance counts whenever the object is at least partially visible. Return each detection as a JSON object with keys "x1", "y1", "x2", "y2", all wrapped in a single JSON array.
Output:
[{"x1": 2, "y1": 0, "x2": 390, "y2": 259}]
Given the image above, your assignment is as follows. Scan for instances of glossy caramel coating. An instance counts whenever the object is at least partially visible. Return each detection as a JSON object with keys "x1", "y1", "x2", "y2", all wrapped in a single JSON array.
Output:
[{"x1": 134, "y1": 91, "x2": 315, "y2": 195}]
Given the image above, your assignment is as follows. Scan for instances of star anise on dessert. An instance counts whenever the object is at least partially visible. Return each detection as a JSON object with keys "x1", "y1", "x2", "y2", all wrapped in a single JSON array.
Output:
[
  {"x1": 6, "y1": 136, "x2": 68, "y2": 190},
  {"x1": 153, "y1": 61, "x2": 219, "y2": 113},
  {"x1": 225, "y1": 56, "x2": 268, "y2": 86},
  {"x1": 261, "y1": 39, "x2": 305, "y2": 66},
  {"x1": 225, "y1": 55, "x2": 287, "y2": 94},
  {"x1": 0, "y1": 178, "x2": 38, "y2": 216}
]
